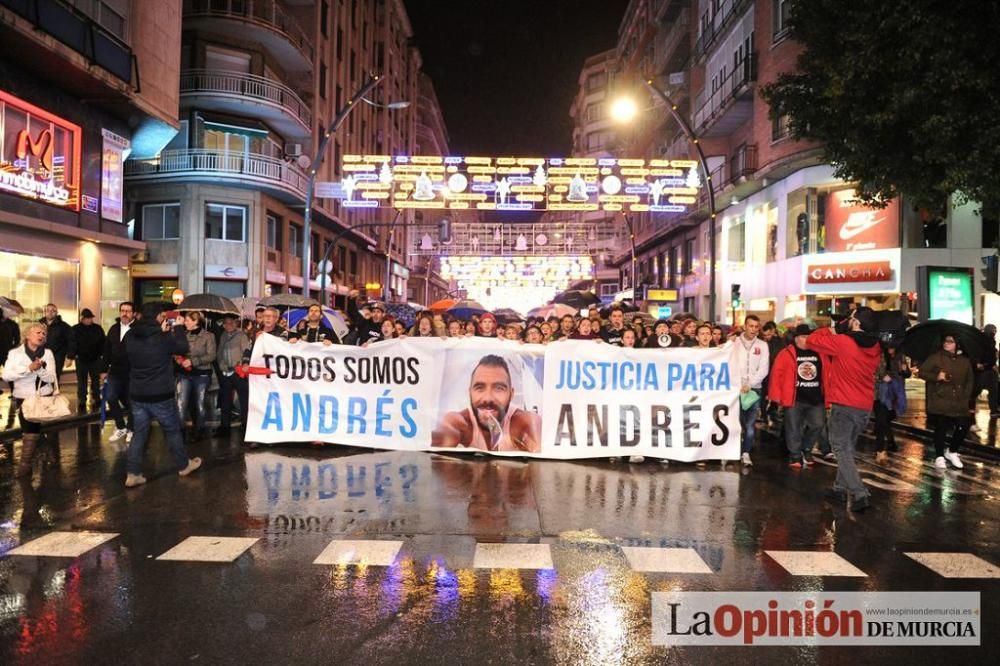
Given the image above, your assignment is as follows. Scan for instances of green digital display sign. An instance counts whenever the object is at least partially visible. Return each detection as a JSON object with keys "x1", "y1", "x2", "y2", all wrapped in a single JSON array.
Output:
[{"x1": 927, "y1": 268, "x2": 974, "y2": 324}]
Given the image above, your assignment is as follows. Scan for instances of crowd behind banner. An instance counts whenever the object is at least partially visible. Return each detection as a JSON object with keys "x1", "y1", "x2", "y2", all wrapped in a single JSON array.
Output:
[{"x1": 1, "y1": 293, "x2": 998, "y2": 511}]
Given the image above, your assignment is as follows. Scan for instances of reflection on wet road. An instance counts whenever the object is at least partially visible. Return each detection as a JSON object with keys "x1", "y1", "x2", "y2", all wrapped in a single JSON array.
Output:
[{"x1": 1, "y1": 425, "x2": 998, "y2": 663}]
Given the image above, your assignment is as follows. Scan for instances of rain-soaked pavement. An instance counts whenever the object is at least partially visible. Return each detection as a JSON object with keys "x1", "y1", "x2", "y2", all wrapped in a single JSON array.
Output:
[{"x1": 0, "y1": 422, "x2": 998, "y2": 664}]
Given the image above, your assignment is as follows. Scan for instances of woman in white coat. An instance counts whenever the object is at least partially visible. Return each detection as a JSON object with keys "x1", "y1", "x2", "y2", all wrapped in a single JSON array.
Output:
[{"x1": 1, "y1": 322, "x2": 57, "y2": 478}]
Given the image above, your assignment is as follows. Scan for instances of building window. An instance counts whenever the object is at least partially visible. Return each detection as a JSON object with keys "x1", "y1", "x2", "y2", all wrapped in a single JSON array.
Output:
[
  {"x1": 321, "y1": 0, "x2": 329, "y2": 37},
  {"x1": 585, "y1": 72, "x2": 607, "y2": 92},
  {"x1": 773, "y1": 0, "x2": 791, "y2": 41},
  {"x1": 266, "y1": 214, "x2": 282, "y2": 250},
  {"x1": 728, "y1": 217, "x2": 746, "y2": 262},
  {"x1": 141, "y1": 203, "x2": 180, "y2": 240},
  {"x1": 205, "y1": 203, "x2": 246, "y2": 242},
  {"x1": 289, "y1": 224, "x2": 302, "y2": 257},
  {"x1": 0, "y1": 250, "x2": 79, "y2": 327},
  {"x1": 982, "y1": 204, "x2": 999, "y2": 249},
  {"x1": 668, "y1": 246, "x2": 679, "y2": 288},
  {"x1": 772, "y1": 113, "x2": 792, "y2": 141},
  {"x1": 320, "y1": 63, "x2": 327, "y2": 99},
  {"x1": 350, "y1": 250, "x2": 358, "y2": 275},
  {"x1": 683, "y1": 238, "x2": 696, "y2": 274},
  {"x1": 205, "y1": 279, "x2": 246, "y2": 298},
  {"x1": 337, "y1": 28, "x2": 344, "y2": 61}
]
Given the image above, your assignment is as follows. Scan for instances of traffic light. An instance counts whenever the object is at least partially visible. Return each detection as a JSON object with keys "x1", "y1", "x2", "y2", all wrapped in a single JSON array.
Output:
[
  {"x1": 730, "y1": 283, "x2": 742, "y2": 309},
  {"x1": 439, "y1": 218, "x2": 451, "y2": 243},
  {"x1": 982, "y1": 254, "x2": 999, "y2": 293}
]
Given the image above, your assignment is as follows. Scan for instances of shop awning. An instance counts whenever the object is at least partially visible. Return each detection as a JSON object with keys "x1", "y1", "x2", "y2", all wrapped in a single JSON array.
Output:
[{"x1": 197, "y1": 112, "x2": 270, "y2": 139}]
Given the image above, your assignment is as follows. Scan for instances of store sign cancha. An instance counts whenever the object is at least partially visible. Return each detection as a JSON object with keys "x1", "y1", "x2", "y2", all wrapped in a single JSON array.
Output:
[
  {"x1": 807, "y1": 261, "x2": 894, "y2": 285},
  {"x1": 0, "y1": 90, "x2": 82, "y2": 210}
]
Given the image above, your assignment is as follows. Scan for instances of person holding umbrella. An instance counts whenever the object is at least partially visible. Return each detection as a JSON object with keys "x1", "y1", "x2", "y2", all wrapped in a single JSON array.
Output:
[{"x1": 920, "y1": 334, "x2": 974, "y2": 469}]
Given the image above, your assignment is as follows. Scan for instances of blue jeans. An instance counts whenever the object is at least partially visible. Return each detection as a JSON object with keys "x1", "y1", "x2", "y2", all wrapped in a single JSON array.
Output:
[
  {"x1": 126, "y1": 399, "x2": 189, "y2": 475},
  {"x1": 105, "y1": 375, "x2": 132, "y2": 431},
  {"x1": 176, "y1": 374, "x2": 210, "y2": 432},
  {"x1": 740, "y1": 399, "x2": 761, "y2": 454},
  {"x1": 784, "y1": 403, "x2": 826, "y2": 462},
  {"x1": 828, "y1": 404, "x2": 870, "y2": 500}
]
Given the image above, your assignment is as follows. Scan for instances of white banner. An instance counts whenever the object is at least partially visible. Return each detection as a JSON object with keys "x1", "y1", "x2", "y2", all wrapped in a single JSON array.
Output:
[{"x1": 247, "y1": 335, "x2": 741, "y2": 461}]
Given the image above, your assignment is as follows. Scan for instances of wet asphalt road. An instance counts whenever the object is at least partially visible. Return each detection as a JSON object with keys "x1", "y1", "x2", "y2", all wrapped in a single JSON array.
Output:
[{"x1": 0, "y1": 424, "x2": 998, "y2": 664}]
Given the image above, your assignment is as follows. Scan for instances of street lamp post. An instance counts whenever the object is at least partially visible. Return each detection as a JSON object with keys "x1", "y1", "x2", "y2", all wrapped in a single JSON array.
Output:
[
  {"x1": 317, "y1": 209, "x2": 402, "y2": 303},
  {"x1": 621, "y1": 212, "x2": 637, "y2": 298},
  {"x1": 301, "y1": 75, "x2": 384, "y2": 296},
  {"x1": 644, "y1": 79, "x2": 719, "y2": 322}
]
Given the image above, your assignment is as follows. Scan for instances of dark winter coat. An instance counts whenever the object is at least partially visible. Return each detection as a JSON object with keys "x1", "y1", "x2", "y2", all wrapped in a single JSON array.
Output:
[
  {"x1": 920, "y1": 350, "x2": 974, "y2": 418},
  {"x1": 125, "y1": 319, "x2": 189, "y2": 403},
  {"x1": 0, "y1": 316, "x2": 19, "y2": 365},
  {"x1": 71, "y1": 322, "x2": 106, "y2": 362},
  {"x1": 103, "y1": 321, "x2": 133, "y2": 378},
  {"x1": 40, "y1": 315, "x2": 74, "y2": 358}
]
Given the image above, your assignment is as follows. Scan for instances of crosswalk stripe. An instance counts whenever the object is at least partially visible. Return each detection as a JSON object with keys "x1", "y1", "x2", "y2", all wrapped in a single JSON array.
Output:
[
  {"x1": 156, "y1": 536, "x2": 259, "y2": 562},
  {"x1": 621, "y1": 546, "x2": 713, "y2": 573},
  {"x1": 765, "y1": 550, "x2": 868, "y2": 577},
  {"x1": 6, "y1": 531, "x2": 118, "y2": 558},
  {"x1": 473, "y1": 543, "x2": 553, "y2": 570},
  {"x1": 313, "y1": 539, "x2": 403, "y2": 566},
  {"x1": 904, "y1": 552, "x2": 1000, "y2": 579}
]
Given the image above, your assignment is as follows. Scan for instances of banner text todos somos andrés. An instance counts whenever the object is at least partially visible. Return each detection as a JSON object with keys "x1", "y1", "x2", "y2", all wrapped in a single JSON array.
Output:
[{"x1": 247, "y1": 336, "x2": 740, "y2": 461}]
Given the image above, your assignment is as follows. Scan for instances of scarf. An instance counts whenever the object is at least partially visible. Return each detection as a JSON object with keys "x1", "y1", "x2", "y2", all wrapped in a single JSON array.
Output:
[{"x1": 24, "y1": 342, "x2": 45, "y2": 361}]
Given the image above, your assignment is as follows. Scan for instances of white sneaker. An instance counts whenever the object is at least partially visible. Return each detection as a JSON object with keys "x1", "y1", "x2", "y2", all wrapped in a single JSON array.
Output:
[
  {"x1": 969, "y1": 424, "x2": 980, "y2": 433},
  {"x1": 741, "y1": 452, "x2": 753, "y2": 466},
  {"x1": 125, "y1": 473, "x2": 147, "y2": 488},
  {"x1": 934, "y1": 456, "x2": 947, "y2": 469},
  {"x1": 178, "y1": 457, "x2": 202, "y2": 477},
  {"x1": 628, "y1": 455, "x2": 645, "y2": 464},
  {"x1": 125, "y1": 430, "x2": 133, "y2": 443},
  {"x1": 109, "y1": 428, "x2": 128, "y2": 442},
  {"x1": 944, "y1": 451, "x2": 964, "y2": 469},
  {"x1": 823, "y1": 451, "x2": 837, "y2": 461}
]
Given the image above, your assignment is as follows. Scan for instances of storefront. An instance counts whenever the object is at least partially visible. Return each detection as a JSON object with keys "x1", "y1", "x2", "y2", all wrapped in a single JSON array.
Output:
[{"x1": 0, "y1": 84, "x2": 141, "y2": 328}]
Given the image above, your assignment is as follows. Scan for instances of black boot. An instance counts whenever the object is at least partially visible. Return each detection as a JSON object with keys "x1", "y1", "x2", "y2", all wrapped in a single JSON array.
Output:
[{"x1": 15, "y1": 433, "x2": 40, "y2": 478}]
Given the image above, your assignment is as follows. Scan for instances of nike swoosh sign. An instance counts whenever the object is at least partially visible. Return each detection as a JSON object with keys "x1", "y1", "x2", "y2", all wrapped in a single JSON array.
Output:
[{"x1": 839, "y1": 211, "x2": 885, "y2": 240}]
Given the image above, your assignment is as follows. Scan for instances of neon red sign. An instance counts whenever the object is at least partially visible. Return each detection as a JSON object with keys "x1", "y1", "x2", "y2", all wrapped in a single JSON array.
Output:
[{"x1": 0, "y1": 90, "x2": 82, "y2": 209}]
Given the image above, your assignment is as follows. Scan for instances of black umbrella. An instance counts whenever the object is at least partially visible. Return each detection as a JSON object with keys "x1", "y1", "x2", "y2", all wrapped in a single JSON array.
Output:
[
  {"x1": 493, "y1": 308, "x2": 524, "y2": 324},
  {"x1": 177, "y1": 293, "x2": 240, "y2": 315},
  {"x1": 261, "y1": 293, "x2": 318, "y2": 308},
  {"x1": 901, "y1": 319, "x2": 993, "y2": 364},
  {"x1": 552, "y1": 289, "x2": 601, "y2": 310}
]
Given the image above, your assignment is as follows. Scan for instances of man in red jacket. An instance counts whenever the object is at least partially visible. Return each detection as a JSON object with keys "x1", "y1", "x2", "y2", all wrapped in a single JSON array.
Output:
[
  {"x1": 769, "y1": 324, "x2": 826, "y2": 469},
  {"x1": 806, "y1": 308, "x2": 882, "y2": 512}
]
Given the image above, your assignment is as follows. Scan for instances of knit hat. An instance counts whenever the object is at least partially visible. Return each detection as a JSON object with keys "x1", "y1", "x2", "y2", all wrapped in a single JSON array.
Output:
[
  {"x1": 80, "y1": 308, "x2": 95, "y2": 319},
  {"x1": 793, "y1": 323, "x2": 812, "y2": 336}
]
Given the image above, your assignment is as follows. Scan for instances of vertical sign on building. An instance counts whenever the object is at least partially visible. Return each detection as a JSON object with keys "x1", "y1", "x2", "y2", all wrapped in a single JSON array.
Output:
[{"x1": 101, "y1": 128, "x2": 129, "y2": 223}]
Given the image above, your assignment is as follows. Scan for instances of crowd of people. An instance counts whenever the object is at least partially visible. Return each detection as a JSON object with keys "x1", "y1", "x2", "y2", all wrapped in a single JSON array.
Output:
[{"x1": 1, "y1": 296, "x2": 998, "y2": 508}]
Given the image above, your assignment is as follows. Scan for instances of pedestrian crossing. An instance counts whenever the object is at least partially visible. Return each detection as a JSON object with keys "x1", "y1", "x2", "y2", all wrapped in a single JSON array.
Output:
[{"x1": 6, "y1": 531, "x2": 1000, "y2": 579}]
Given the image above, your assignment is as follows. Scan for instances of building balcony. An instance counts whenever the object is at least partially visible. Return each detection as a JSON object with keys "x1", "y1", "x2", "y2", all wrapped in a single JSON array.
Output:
[
  {"x1": 124, "y1": 148, "x2": 307, "y2": 203},
  {"x1": 693, "y1": 0, "x2": 753, "y2": 60},
  {"x1": 180, "y1": 69, "x2": 312, "y2": 140},
  {"x1": 182, "y1": 0, "x2": 314, "y2": 72},
  {"x1": 654, "y1": 7, "x2": 690, "y2": 76},
  {"x1": 692, "y1": 52, "x2": 756, "y2": 137}
]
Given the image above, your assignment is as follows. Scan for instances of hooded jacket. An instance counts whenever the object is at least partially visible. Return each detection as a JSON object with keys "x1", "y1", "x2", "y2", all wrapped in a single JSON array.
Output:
[
  {"x1": 920, "y1": 349, "x2": 974, "y2": 418},
  {"x1": 805, "y1": 327, "x2": 881, "y2": 410},
  {"x1": 125, "y1": 319, "x2": 189, "y2": 402}
]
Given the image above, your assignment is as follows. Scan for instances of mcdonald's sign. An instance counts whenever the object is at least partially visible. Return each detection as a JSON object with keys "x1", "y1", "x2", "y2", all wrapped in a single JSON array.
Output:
[{"x1": 0, "y1": 90, "x2": 82, "y2": 209}]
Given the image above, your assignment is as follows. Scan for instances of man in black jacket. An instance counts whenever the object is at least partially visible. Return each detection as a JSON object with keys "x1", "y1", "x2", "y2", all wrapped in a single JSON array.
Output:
[
  {"x1": 39, "y1": 303, "x2": 74, "y2": 377},
  {"x1": 123, "y1": 302, "x2": 201, "y2": 488},
  {"x1": 70, "y1": 308, "x2": 105, "y2": 410},
  {"x1": 104, "y1": 302, "x2": 135, "y2": 442},
  {"x1": 346, "y1": 289, "x2": 384, "y2": 345}
]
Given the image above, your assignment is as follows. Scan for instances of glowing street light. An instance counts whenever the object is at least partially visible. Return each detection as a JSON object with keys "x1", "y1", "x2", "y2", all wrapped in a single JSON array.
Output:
[{"x1": 610, "y1": 82, "x2": 719, "y2": 320}]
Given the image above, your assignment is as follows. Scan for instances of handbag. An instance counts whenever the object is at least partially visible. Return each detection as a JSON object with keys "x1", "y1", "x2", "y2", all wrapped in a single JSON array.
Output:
[
  {"x1": 21, "y1": 376, "x2": 73, "y2": 422},
  {"x1": 740, "y1": 388, "x2": 761, "y2": 411}
]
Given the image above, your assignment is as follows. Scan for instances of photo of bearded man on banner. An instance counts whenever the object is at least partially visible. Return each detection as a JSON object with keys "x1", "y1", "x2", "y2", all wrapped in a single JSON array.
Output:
[{"x1": 432, "y1": 353, "x2": 542, "y2": 453}]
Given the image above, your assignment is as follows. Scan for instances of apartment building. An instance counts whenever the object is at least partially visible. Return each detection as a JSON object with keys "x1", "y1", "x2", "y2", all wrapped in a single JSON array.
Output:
[{"x1": 124, "y1": 0, "x2": 420, "y2": 305}]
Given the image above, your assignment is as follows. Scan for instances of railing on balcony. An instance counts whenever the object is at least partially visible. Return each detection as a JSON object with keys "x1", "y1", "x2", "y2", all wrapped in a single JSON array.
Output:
[
  {"x1": 694, "y1": 0, "x2": 753, "y2": 59},
  {"x1": 124, "y1": 149, "x2": 308, "y2": 197},
  {"x1": 698, "y1": 162, "x2": 726, "y2": 208},
  {"x1": 692, "y1": 52, "x2": 757, "y2": 130},
  {"x1": 654, "y1": 7, "x2": 690, "y2": 74},
  {"x1": 180, "y1": 69, "x2": 312, "y2": 127},
  {"x1": 729, "y1": 143, "x2": 758, "y2": 184},
  {"x1": 183, "y1": 0, "x2": 314, "y2": 62}
]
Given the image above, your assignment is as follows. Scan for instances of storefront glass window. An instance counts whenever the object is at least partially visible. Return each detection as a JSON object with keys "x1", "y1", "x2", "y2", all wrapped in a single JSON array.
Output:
[
  {"x1": 0, "y1": 251, "x2": 79, "y2": 327},
  {"x1": 135, "y1": 279, "x2": 179, "y2": 307},
  {"x1": 204, "y1": 279, "x2": 246, "y2": 299},
  {"x1": 727, "y1": 217, "x2": 746, "y2": 262},
  {"x1": 100, "y1": 266, "x2": 129, "y2": 330}
]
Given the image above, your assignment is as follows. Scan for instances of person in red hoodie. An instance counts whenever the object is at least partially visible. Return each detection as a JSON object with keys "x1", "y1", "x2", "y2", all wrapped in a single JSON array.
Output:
[
  {"x1": 806, "y1": 307, "x2": 882, "y2": 512},
  {"x1": 769, "y1": 324, "x2": 826, "y2": 469}
]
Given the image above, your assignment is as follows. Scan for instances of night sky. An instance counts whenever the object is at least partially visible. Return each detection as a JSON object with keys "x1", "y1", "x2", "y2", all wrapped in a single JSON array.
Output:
[{"x1": 405, "y1": 1, "x2": 629, "y2": 157}]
